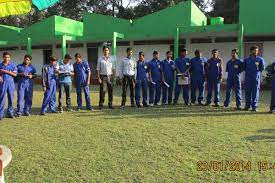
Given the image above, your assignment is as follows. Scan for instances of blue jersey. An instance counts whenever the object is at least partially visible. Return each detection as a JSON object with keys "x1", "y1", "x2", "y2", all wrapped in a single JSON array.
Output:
[
  {"x1": 73, "y1": 61, "x2": 90, "y2": 84},
  {"x1": 190, "y1": 57, "x2": 207, "y2": 79},
  {"x1": 244, "y1": 56, "x2": 265, "y2": 79},
  {"x1": 226, "y1": 59, "x2": 243, "y2": 79},
  {"x1": 205, "y1": 58, "x2": 223, "y2": 80},
  {"x1": 17, "y1": 64, "x2": 37, "y2": 83},
  {"x1": 148, "y1": 59, "x2": 162, "y2": 82},
  {"x1": 0, "y1": 61, "x2": 17, "y2": 82},
  {"x1": 136, "y1": 60, "x2": 148, "y2": 81},
  {"x1": 162, "y1": 59, "x2": 175, "y2": 82},
  {"x1": 175, "y1": 56, "x2": 191, "y2": 77}
]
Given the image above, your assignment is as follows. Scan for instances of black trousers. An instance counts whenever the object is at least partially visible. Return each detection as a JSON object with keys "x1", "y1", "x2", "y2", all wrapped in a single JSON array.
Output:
[
  {"x1": 121, "y1": 75, "x2": 135, "y2": 105},
  {"x1": 99, "y1": 75, "x2": 113, "y2": 107},
  {"x1": 58, "y1": 83, "x2": 72, "y2": 109}
]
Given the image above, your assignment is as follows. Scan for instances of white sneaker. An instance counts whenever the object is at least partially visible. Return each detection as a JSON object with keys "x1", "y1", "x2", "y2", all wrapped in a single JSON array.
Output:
[
  {"x1": 149, "y1": 103, "x2": 154, "y2": 107},
  {"x1": 157, "y1": 102, "x2": 162, "y2": 106}
]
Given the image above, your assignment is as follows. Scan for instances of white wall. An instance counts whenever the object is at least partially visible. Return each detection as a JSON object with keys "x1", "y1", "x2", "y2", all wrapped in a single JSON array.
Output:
[{"x1": 263, "y1": 41, "x2": 275, "y2": 65}]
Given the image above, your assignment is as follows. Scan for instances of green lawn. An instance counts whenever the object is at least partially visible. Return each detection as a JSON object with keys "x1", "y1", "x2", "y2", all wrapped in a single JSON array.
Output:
[{"x1": 0, "y1": 86, "x2": 274, "y2": 182}]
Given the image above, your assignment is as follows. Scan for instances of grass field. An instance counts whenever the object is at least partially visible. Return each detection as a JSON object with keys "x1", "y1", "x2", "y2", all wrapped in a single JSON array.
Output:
[{"x1": 0, "y1": 86, "x2": 274, "y2": 182}]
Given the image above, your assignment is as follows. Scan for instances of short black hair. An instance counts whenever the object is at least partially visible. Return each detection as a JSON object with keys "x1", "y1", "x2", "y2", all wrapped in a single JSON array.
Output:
[
  {"x1": 250, "y1": 45, "x2": 259, "y2": 51},
  {"x1": 212, "y1": 49, "x2": 218, "y2": 53},
  {"x1": 3, "y1": 52, "x2": 11, "y2": 57},
  {"x1": 153, "y1": 51, "x2": 159, "y2": 55},
  {"x1": 103, "y1": 46, "x2": 109, "y2": 51},
  {"x1": 64, "y1": 54, "x2": 72, "y2": 59},
  {"x1": 126, "y1": 47, "x2": 132, "y2": 53},
  {"x1": 181, "y1": 48, "x2": 187, "y2": 53},
  {"x1": 139, "y1": 51, "x2": 145, "y2": 57},
  {"x1": 24, "y1": 54, "x2": 32, "y2": 60},
  {"x1": 194, "y1": 49, "x2": 201, "y2": 55},
  {"x1": 232, "y1": 49, "x2": 239, "y2": 55},
  {"x1": 49, "y1": 56, "x2": 57, "y2": 62},
  {"x1": 75, "y1": 53, "x2": 81, "y2": 58},
  {"x1": 166, "y1": 51, "x2": 173, "y2": 55}
]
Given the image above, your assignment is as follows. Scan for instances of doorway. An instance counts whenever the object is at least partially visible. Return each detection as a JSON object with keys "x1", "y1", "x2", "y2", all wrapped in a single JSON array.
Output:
[{"x1": 87, "y1": 47, "x2": 98, "y2": 83}]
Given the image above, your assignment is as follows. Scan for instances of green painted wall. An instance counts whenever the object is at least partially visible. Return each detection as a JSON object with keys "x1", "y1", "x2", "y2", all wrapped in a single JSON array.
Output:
[
  {"x1": 239, "y1": 0, "x2": 275, "y2": 35},
  {"x1": 0, "y1": 25, "x2": 22, "y2": 45}
]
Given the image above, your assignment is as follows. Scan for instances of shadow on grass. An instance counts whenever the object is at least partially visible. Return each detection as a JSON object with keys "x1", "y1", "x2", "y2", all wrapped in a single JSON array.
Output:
[{"x1": 245, "y1": 129, "x2": 275, "y2": 142}]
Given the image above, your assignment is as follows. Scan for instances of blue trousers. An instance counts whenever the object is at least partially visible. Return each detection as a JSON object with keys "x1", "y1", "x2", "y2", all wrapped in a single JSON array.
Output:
[
  {"x1": 162, "y1": 80, "x2": 174, "y2": 104},
  {"x1": 206, "y1": 79, "x2": 220, "y2": 104},
  {"x1": 17, "y1": 81, "x2": 34, "y2": 115},
  {"x1": 0, "y1": 81, "x2": 15, "y2": 118},
  {"x1": 41, "y1": 80, "x2": 56, "y2": 113},
  {"x1": 135, "y1": 79, "x2": 148, "y2": 106},
  {"x1": 270, "y1": 77, "x2": 275, "y2": 111},
  {"x1": 245, "y1": 77, "x2": 260, "y2": 110},
  {"x1": 191, "y1": 77, "x2": 205, "y2": 104},
  {"x1": 76, "y1": 83, "x2": 91, "y2": 109},
  {"x1": 149, "y1": 81, "x2": 161, "y2": 104},
  {"x1": 224, "y1": 78, "x2": 242, "y2": 107},
  {"x1": 174, "y1": 83, "x2": 189, "y2": 104}
]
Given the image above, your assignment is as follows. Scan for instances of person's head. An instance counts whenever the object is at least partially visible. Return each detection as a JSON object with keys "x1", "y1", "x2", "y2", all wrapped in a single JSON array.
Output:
[
  {"x1": 49, "y1": 56, "x2": 57, "y2": 65},
  {"x1": 3, "y1": 52, "x2": 11, "y2": 64},
  {"x1": 126, "y1": 47, "x2": 133, "y2": 57},
  {"x1": 250, "y1": 45, "x2": 259, "y2": 56},
  {"x1": 212, "y1": 49, "x2": 219, "y2": 58},
  {"x1": 166, "y1": 51, "x2": 173, "y2": 60},
  {"x1": 139, "y1": 51, "x2": 145, "y2": 61},
  {"x1": 75, "y1": 53, "x2": 82, "y2": 63},
  {"x1": 64, "y1": 54, "x2": 72, "y2": 64},
  {"x1": 24, "y1": 54, "x2": 32, "y2": 65},
  {"x1": 103, "y1": 46, "x2": 110, "y2": 56},
  {"x1": 153, "y1": 51, "x2": 159, "y2": 60},
  {"x1": 180, "y1": 48, "x2": 187, "y2": 57},
  {"x1": 194, "y1": 49, "x2": 202, "y2": 58},
  {"x1": 231, "y1": 49, "x2": 239, "y2": 59}
]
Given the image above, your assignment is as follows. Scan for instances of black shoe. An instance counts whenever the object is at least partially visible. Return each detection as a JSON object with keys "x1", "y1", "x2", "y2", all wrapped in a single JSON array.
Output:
[
  {"x1": 99, "y1": 105, "x2": 103, "y2": 110},
  {"x1": 269, "y1": 110, "x2": 275, "y2": 114},
  {"x1": 137, "y1": 104, "x2": 142, "y2": 108},
  {"x1": 184, "y1": 102, "x2": 189, "y2": 106},
  {"x1": 252, "y1": 108, "x2": 258, "y2": 112},
  {"x1": 58, "y1": 107, "x2": 63, "y2": 113},
  {"x1": 109, "y1": 105, "x2": 115, "y2": 109},
  {"x1": 24, "y1": 112, "x2": 30, "y2": 116},
  {"x1": 15, "y1": 113, "x2": 21, "y2": 117},
  {"x1": 7, "y1": 115, "x2": 14, "y2": 119},
  {"x1": 51, "y1": 111, "x2": 58, "y2": 114},
  {"x1": 143, "y1": 104, "x2": 149, "y2": 107},
  {"x1": 120, "y1": 105, "x2": 126, "y2": 109},
  {"x1": 173, "y1": 101, "x2": 178, "y2": 106},
  {"x1": 214, "y1": 103, "x2": 220, "y2": 107},
  {"x1": 236, "y1": 106, "x2": 242, "y2": 111},
  {"x1": 243, "y1": 107, "x2": 249, "y2": 111},
  {"x1": 198, "y1": 102, "x2": 204, "y2": 106},
  {"x1": 205, "y1": 102, "x2": 211, "y2": 106},
  {"x1": 40, "y1": 112, "x2": 46, "y2": 116}
]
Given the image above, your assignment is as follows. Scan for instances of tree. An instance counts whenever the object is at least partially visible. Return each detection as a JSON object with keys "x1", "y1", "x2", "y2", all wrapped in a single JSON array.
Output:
[{"x1": 210, "y1": 0, "x2": 239, "y2": 24}]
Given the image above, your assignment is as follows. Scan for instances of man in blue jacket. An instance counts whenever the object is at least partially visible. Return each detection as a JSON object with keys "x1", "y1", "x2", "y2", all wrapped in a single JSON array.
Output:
[
  {"x1": 16, "y1": 55, "x2": 37, "y2": 117},
  {"x1": 0, "y1": 52, "x2": 17, "y2": 120},
  {"x1": 41, "y1": 56, "x2": 58, "y2": 115},
  {"x1": 148, "y1": 51, "x2": 162, "y2": 107},
  {"x1": 174, "y1": 48, "x2": 191, "y2": 105},
  {"x1": 270, "y1": 62, "x2": 275, "y2": 113},
  {"x1": 205, "y1": 49, "x2": 223, "y2": 107},
  {"x1": 190, "y1": 49, "x2": 207, "y2": 105},
  {"x1": 161, "y1": 51, "x2": 175, "y2": 105},
  {"x1": 135, "y1": 51, "x2": 148, "y2": 108},
  {"x1": 224, "y1": 49, "x2": 244, "y2": 110},
  {"x1": 73, "y1": 53, "x2": 93, "y2": 111},
  {"x1": 243, "y1": 46, "x2": 265, "y2": 112}
]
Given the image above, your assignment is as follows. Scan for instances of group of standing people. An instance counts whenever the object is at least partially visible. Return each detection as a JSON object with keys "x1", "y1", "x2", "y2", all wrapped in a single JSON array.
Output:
[{"x1": 0, "y1": 45, "x2": 274, "y2": 120}]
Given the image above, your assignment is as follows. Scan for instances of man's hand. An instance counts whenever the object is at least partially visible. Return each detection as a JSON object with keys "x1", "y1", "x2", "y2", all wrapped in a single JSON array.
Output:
[
  {"x1": 43, "y1": 87, "x2": 47, "y2": 92},
  {"x1": 98, "y1": 78, "x2": 102, "y2": 84},
  {"x1": 86, "y1": 80, "x2": 90, "y2": 86},
  {"x1": 0, "y1": 69, "x2": 7, "y2": 74},
  {"x1": 219, "y1": 78, "x2": 222, "y2": 83},
  {"x1": 28, "y1": 74, "x2": 33, "y2": 79}
]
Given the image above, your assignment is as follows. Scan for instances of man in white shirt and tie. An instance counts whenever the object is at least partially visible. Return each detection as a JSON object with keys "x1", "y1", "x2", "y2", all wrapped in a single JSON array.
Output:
[{"x1": 119, "y1": 47, "x2": 137, "y2": 108}]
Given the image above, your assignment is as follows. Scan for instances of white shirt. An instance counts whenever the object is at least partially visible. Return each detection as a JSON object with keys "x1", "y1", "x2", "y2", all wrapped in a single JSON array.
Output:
[
  {"x1": 96, "y1": 56, "x2": 115, "y2": 76},
  {"x1": 119, "y1": 57, "x2": 136, "y2": 78}
]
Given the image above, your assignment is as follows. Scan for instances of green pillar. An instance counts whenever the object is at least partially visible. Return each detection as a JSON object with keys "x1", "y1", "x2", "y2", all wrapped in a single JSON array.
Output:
[
  {"x1": 238, "y1": 24, "x2": 244, "y2": 58},
  {"x1": 174, "y1": 28, "x2": 179, "y2": 59},
  {"x1": 27, "y1": 37, "x2": 32, "y2": 55},
  {"x1": 112, "y1": 32, "x2": 117, "y2": 69},
  {"x1": 61, "y1": 35, "x2": 67, "y2": 59}
]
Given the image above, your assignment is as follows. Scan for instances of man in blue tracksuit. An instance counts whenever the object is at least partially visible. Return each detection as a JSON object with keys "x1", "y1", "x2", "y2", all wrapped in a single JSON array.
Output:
[
  {"x1": 270, "y1": 62, "x2": 275, "y2": 113},
  {"x1": 41, "y1": 56, "x2": 58, "y2": 115},
  {"x1": 205, "y1": 49, "x2": 223, "y2": 107},
  {"x1": 0, "y1": 52, "x2": 17, "y2": 120},
  {"x1": 243, "y1": 46, "x2": 265, "y2": 112},
  {"x1": 224, "y1": 49, "x2": 244, "y2": 110},
  {"x1": 174, "y1": 48, "x2": 191, "y2": 105},
  {"x1": 161, "y1": 51, "x2": 175, "y2": 105},
  {"x1": 190, "y1": 49, "x2": 207, "y2": 105},
  {"x1": 16, "y1": 55, "x2": 37, "y2": 116},
  {"x1": 73, "y1": 53, "x2": 93, "y2": 111},
  {"x1": 135, "y1": 52, "x2": 148, "y2": 108},
  {"x1": 148, "y1": 51, "x2": 162, "y2": 107}
]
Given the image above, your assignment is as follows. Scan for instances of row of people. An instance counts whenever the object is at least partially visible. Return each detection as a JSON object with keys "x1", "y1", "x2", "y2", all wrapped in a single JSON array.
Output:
[{"x1": 0, "y1": 45, "x2": 274, "y2": 120}]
